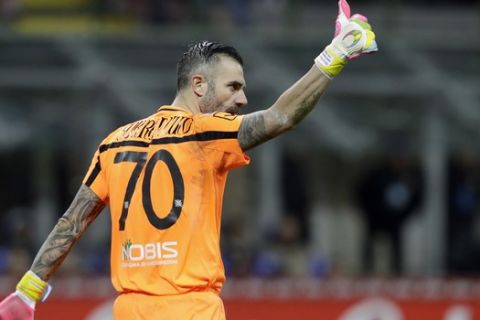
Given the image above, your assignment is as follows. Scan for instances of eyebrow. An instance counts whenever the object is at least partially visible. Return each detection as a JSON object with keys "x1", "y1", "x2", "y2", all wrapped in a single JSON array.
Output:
[{"x1": 227, "y1": 80, "x2": 246, "y2": 89}]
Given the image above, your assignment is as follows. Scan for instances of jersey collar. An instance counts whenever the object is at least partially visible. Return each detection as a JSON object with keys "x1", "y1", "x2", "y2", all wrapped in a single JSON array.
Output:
[{"x1": 157, "y1": 105, "x2": 191, "y2": 113}]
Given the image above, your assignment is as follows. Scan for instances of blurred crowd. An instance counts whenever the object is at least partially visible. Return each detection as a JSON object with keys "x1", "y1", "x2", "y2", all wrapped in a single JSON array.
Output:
[
  {"x1": 1, "y1": 0, "x2": 477, "y2": 30},
  {"x1": 220, "y1": 152, "x2": 480, "y2": 278},
  {"x1": 0, "y1": 0, "x2": 291, "y2": 28}
]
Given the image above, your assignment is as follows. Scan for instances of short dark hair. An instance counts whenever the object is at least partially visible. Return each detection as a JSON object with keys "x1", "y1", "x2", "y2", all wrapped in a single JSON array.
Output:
[{"x1": 176, "y1": 40, "x2": 243, "y2": 92}]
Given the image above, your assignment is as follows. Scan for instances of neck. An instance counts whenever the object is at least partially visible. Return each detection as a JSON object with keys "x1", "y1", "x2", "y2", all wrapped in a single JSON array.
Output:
[{"x1": 171, "y1": 93, "x2": 201, "y2": 114}]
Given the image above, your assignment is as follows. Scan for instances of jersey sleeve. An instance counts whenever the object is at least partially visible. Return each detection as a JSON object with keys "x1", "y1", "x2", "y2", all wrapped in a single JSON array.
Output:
[
  {"x1": 82, "y1": 146, "x2": 109, "y2": 202},
  {"x1": 196, "y1": 112, "x2": 250, "y2": 171}
]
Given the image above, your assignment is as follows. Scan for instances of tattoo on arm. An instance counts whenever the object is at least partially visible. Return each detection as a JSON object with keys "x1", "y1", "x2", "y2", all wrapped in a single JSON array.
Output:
[
  {"x1": 31, "y1": 184, "x2": 105, "y2": 281},
  {"x1": 238, "y1": 65, "x2": 329, "y2": 151},
  {"x1": 238, "y1": 112, "x2": 275, "y2": 151},
  {"x1": 292, "y1": 89, "x2": 324, "y2": 124},
  {"x1": 238, "y1": 89, "x2": 323, "y2": 151}
]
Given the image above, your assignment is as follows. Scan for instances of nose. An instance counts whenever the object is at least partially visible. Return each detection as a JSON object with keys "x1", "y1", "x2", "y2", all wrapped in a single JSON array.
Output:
[{"x1": 235, "y1": 90, "x2": 248, "y2": 107}]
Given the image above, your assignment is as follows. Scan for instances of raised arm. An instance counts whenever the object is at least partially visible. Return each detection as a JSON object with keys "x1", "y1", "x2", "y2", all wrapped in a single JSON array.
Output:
[
  {"x1": 238, "y1": 0, "x2": 377, "y2": 151},
  {"x1": 238, "y1": 65, "x2": 329, "y2": 150},
  {"x1": 31, "y1": 184, "x2": 105, "y2": 280}
]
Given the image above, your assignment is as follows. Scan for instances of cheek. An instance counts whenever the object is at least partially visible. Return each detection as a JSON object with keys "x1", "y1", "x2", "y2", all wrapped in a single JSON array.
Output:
[{"x1": 218, "y1": 89, "x2": 235, "y2": 103}]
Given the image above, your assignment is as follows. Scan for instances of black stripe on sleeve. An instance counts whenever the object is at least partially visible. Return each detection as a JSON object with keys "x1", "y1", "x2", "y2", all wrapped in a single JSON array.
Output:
[
  {"x1": 151, "y1": 131, "x2": 237, "y2": 145},
  {"x1": 85, "y1": 156, "x2": 101, "y2": 187}
]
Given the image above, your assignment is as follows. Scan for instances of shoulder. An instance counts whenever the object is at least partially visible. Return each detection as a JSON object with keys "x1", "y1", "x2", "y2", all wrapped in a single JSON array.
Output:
[{"x1": 194, "y1": 112, "x2": 244, "y2": 133}]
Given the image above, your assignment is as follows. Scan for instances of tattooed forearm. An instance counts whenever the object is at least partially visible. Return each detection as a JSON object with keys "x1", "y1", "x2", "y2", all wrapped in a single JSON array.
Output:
[
  {"x1": 239, "y1": 65, "x2": 330, "y2": 151},
  {"x1": 291, "y1": 89, "x2": 324, "y2": 124},
  {"x1": 31, "y1": 184, "x2": 105, "y2": 281},
  {"x1": 238, "y1": 111, "x2": 275, "y2": 151}
]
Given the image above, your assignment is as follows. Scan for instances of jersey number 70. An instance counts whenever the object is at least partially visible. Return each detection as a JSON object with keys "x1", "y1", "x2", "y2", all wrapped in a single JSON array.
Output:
[{"x1": 114, "y1": 150, "x2": 185, "y2": 231}]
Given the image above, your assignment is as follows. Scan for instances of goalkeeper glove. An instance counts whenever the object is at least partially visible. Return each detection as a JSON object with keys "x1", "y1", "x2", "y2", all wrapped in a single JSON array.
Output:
[
  {"x1": 315, "y1": 0, "x2": 378, "y2": 79},
  {"x1": 0, "y1": 271, "x2": 52, "y2": 320}
]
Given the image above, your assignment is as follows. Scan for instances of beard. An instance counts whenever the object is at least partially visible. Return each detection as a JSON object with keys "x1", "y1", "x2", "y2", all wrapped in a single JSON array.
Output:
[
  {"x1": 200, "y1": 84, "x2": 218, "y2": 114},
  {"x1": 199, "y1": 80, "x2": 240, "y2": 115}
]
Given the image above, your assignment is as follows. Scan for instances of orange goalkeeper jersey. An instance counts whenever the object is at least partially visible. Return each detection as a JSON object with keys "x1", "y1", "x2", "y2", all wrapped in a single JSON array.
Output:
[{"x1": 82, "y1": 106, "x2": 250, "y2": 296}]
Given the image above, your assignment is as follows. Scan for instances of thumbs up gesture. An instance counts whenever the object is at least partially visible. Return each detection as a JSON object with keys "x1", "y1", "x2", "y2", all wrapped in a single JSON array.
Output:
[{"x1": 316, "y1": 0, "x2": 378, "y2": 79}]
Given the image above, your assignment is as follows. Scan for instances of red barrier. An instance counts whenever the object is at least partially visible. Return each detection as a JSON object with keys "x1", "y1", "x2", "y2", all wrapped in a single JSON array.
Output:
[
  {"x1": 225, "y1": 299, "x2": 480, "y2": 320},
  {"x1": 2, "y1": 277, "x2": 480, "y2": 320},
  {"x1": 36, "y1": 299, "x2": 111, "y2": 320},
  {"x1": 31, "y1": 298, "x2": 480, "y2": 320}
]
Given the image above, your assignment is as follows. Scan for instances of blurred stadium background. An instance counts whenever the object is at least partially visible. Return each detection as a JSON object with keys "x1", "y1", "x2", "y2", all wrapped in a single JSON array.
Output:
[{"x1": 0, "y1": 0, "x2": 480, "y2": 319}]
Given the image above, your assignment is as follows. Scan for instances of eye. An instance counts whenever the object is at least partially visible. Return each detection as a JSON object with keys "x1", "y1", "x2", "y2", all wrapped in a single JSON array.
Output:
[{"x1": 228, "y1": 83, "x2": 243, "y2": 92}]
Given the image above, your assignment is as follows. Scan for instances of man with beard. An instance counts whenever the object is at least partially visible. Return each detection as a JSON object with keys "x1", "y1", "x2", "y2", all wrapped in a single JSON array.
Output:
[{"x1": 0, "y1": 1, "x2": 377, "y2": 319}]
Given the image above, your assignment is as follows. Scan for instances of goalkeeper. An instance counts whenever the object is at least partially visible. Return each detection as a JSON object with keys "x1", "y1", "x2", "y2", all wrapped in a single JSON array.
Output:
[{"x1": 0, "y1": 1, "x2": 377, "y2": 319}]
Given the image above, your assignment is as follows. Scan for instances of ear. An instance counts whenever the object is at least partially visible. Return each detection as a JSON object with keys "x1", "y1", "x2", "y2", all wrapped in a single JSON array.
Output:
[{"x1": 191, "y1": 74, "x2": 208, "y2": 97}]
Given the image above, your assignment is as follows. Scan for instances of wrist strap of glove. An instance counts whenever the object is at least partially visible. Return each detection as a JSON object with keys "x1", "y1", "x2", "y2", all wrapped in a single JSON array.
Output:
[
  {"x1": 16, "y1": 271, "x2": 52, "y2": 303},
  {"x1": 314, "y1": 45, "x2": 347, "y2": 79}
]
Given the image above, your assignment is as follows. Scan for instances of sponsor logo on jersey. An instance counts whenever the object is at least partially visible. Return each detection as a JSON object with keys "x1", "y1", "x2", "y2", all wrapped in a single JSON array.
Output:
[{"x1": 121, "y1": 239, "x2": 178, "y2": 268}]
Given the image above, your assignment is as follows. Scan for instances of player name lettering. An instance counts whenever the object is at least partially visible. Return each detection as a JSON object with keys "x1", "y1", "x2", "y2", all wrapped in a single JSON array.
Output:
[{"x1": 119, "y1": 116, "x2": 194, "y2": 141}]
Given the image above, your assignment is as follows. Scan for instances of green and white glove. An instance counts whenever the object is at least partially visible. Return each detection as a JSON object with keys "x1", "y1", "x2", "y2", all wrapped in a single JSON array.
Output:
[{"x1": 315, "y1": 0, "x2": 378, "y2": 79}]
